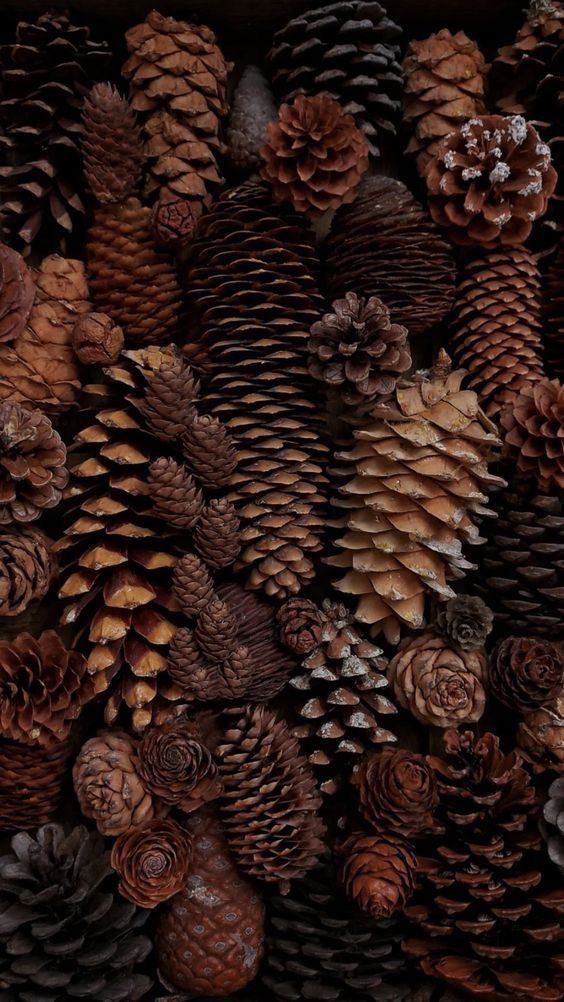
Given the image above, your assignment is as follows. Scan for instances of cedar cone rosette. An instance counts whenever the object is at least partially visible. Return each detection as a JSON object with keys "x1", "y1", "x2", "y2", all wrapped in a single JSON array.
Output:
[
  {"x1": 73, "y1": 730, "x2": 156, "y2": 837},
  {"x1": 111, "y1": 818, "x2": 193, "y2": 909},
  {"x1": 434, "y1": 595, "x2": 494, "y2": 651},
  {"x1": 137, "y1": 718, "x2": 221, "y2": 813},
  {"x1": 501, "y1": 378, "x2": 564, "y2": 492},
  {"x1": 355, "y1": 748, "x2": 439, "y2": 837},
  {"x1": 491, "y1": 636, "x2": 564, "y2": 712},
  {"x1": 0, "y1": 526, "x2": 54, "y2": 617},
  {"x1": 0, "y1": 243, "x2": 35, "y2": 342},
  {"x1": 339, "y1": 831, "x2": 416, "y2": 920},
  {"x1": 0, "y1": 402, "x2": 68, "y2": 524}
]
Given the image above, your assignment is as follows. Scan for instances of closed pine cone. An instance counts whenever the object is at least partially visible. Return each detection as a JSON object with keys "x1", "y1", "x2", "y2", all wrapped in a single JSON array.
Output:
[
  {"x1": 490, "y1": 636, "x2": 564, "y2": 712},
  {"x1": 0, "y1": 243, "x2": 35, "y2": 343},
  {"x1": 73, "y1": 730, "x2": 156, "y2": 837},
  {"x1": 0, "y1": 737, "x2": 72, "y2": 832},
  {"x1": 544, "y1": 240, "x2": 564, "y2": 378},
  {"x1": 339, "y1": 831, "x2": 416, "y2": 920},
  {"x1": 82, "y1": 83, "x2": 144, "y2": 204},
  {"x1": 0, "y1": 526, "x2": 54, "y2": 618},
  {"x1": 0, "y1": 403, "x2": 68, "y2": 524}
]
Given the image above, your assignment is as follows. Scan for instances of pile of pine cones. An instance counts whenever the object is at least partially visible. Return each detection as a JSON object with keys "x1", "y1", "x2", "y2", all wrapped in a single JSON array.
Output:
[{"x1": 0, "y1": 2, "x2": 563, "y2": 1000}]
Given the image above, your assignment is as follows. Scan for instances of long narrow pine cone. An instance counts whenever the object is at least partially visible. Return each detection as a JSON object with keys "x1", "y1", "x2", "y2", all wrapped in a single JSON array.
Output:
[{"x1": 0, "y1": 737, "x2": 73, "y2": 832}]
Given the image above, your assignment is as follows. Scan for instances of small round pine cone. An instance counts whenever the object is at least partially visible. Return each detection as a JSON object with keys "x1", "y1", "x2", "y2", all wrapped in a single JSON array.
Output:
[
  {"x1": 73, "y1": 730, "x2": 156, "y2": 837},
  {"x1": 0, "y1": 242, "x2": 35, "y2": 343},
  {"x1": 182, "y1": 414, "x2": 237, "y2": 489},
  {"x1": 261, "y1": 93, "x2": 369, "y2": 218},
  {"x1": 194, "y1": 498, "x2": 241, "y2": 570},
  {"x1": 151, "y1": 193, "x2": 198, "y2": 252},
  {"x1": 111, "y1": 818, "x2": 192, "y2": 909},
  {"x1": 276, "y1": 597, "x2": 323, "y2": 655},
  {"x1": 0, "y1": 403, "x2": 68, "y2": 524},
  {"x1": 491, "y1": 637, "x2": 564, "y2": 713},
  {"x1": 501, "y1": 378, "x2": 564, "y2": 492},
  {"x1": 149, "y1": 458, "x2": 204, "y2": 530},
  {"x1": 73, "y1": 312, "x2": 124, "y2": 365},
  {"x1": 0, "y1": 526, "x2": 55, "y2": 617},
  {"x1": 172, "y1": 555, "x2": 214, "y2": 617},
  {"x1": 138, "y1": 719, "x2": 220, "y2": 814},
  {"x1": 195, "y1": 600, "x2": 238, "y2": 662},
  {"x1": 338, "y1": 831, "x2": 416, "y2": 920},
  {"x1": 355, "y1": 748, "x2": 438, "y2": 837},
  {"x1": 434, "y1": 595, "x2": 494, "y2": 651}
]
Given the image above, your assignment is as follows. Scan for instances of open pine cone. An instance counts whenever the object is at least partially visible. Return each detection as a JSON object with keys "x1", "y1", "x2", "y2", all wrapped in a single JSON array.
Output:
[
  {"x1": 0, "y1": 402, "x2": 68, "y2": 524},
  {"x1": 501, "y1": 378, "x2": 564, "y2": 491},
  {"x1": 490, "y1": 636, "x2": 564, "y2": 712},
  {"x1": 0, "y1": 525, "x2": 54, "y2": 618},
  {"x1": 73, "y1": 730, "x2": 157, "y2": 837}
]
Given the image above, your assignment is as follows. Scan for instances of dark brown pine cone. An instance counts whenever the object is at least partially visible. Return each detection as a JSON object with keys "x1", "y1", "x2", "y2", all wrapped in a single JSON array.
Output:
[
  {"x1": 0, "y1": 243, "x2": 35, "y2": 343},
  {"x1": 501, "y1": 378, "x2": 564, "y2": 492},
  {"x1": 195, "y1": 600, "x2": 238, "y2": 662},
  {"x1": 490, "y1": 636, "x2": 564, "y2": 712},
  {"x1": 111, "y1": 818, "x2": 193, "y2": 909},
  {"x1": 0, "y1": 526, "x2": 55, "y2": 617},
  {"x1": 277, "y1": 597, "x2": 324, "y2": 655},
  {"x1": 434, "y1": 595, "x2": 494, "y2": 651},
  {"x1": 149, "y1": 458, "x2": 204, "y2": 530},
  {"x1": 183, "y1": 415, "x2": 237, "y2": 489},
  {"x1": 194, "y1": 499, "x2": 241, "y2": 570},
  {"x1": 82, "y1": 83, "x2": 144, "y2": 203},
  {"x1": 138, "y1": 719, "x2": 220, "y2": 814},
  {"x1": 0, "y1": 402, "x2": 68, "y2": 524},
  {"x1": 172, "y1": 554, "x2": 214, "y2": 618},
  {"x1": 355, "y1": 748, "x2": 438, "y2": 837},
  {"x1": 0, "y1": 737, "x2": 73, "y2": 831},
  {"x1": 73, "y1": 730, "x2": 156, "y2": 837},
  {"x1": 151, "y1": 193, "x2": 199, "y2": 252},
  {"x1": 168, "y1": 628, "x2": 208, "y2": 694},
  {"x1": 136, "y1": 347, "x2": 199, "y2": 441},
  {"x1": 542, "y1": 774, "x2": 564, "y2": 874},
  {"x1": 338, "y1": 831, "x2": 416, "y2": 920},
  {"x1": 308, "y1": 292, "x2": 411, "y2": 406}
]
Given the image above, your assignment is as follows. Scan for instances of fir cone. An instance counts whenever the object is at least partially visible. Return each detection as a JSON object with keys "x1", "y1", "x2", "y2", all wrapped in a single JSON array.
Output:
[
  {"x1": 403, "y1": 29, "x2": 487, "y2": 176},
  {"x1": 388, "y1": 633, "x2": 488, "y2": 728},
  {"x1": 73, "y1": 312, "x2": 124, "y2": 365},
  {"x1": 542, "y1": 775, "x2": 564, "y2": 873},
  {"x1": 217, "y1": 705, "x2": 325, "y2": 889},
  {"x1": 182, "y1": 414, "x2": 237, "y2": 489},
  {"x1": 194, "y1": 498, "x2": 240, "y2": 569},
  {"x1": 490, "y1": 636, "x2": 564, "y2": 712},
  {"x1": 0, "y1": 243, "x2": 35, "y2": 342},
  {"x1": 266, "y1": 0, "x2": 403, "y2": 157},
  {"x1": 0, "y1": 737, "x2": 72, "y2": 832},
  {"x1": 426, "y1": 114, "x2": 557, "y2": 247},
  {"x1": 228, "y1": 66, "x2": 276, "y2": 171},
  {"x1": 501, "y1": 378, "x2": 564, "y2": 491},
  {"x1": 137, "y1": 718, "x2": 220, "y2": 813},
  {"x1": 308, "y1": 292, "x2": 411, "y2": 406},
  {"x1": 0, "y1": 525, "x2": 54, "y2": 618},
  {"x1": 544, "y1": 239, "x2": 564, "y2": 378},
  {"x1": 434, "y1": 595, "x2": 494, "y2": 652},
  {"x1": 111, "y1": 818, "x2": 192, "y2": 909},
  {"x1": 276, "y1": 596, "x2": 323, "y2": 655},
  {"x1": 149, "y1": 457, "x2": 204, "y2": 530},
  {"x1": 0, "y1": 824, "x2": 151, "y2": 1000},
  {"x1": 519, "y1": 698, "x2": 564, "y2": 774},
  {"x1": 73, "y1": 730, "x2": 156, "y2": 837},
  {"x1": 356, "y1": 748, "x2": 438, "y2": 837},
  {"x1": 324, "y1": 176, "x2": 456, "y2": 337},
  {"x1": 339, "y1": 832, "x2": 416, "y2": 920},
  {"x1": 450, "y1": 247, "x2": 545, "y2": 419},
  {"x1": 172, "y1": 553, "x2": 214, "y2": 616},
  {"x1": 82, "y1": 83, "x2": 144, "y2": 204}
]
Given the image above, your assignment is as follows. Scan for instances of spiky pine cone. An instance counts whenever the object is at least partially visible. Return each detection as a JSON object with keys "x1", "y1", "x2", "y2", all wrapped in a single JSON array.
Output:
[
  {"x1": 194, "y1": 498, "x2": 240, "y2": 569},
  {"x1": 355, "y1": 748, "x2": 438, "y2": 838},
  {"x1": 501, "y1": 378, "x2": 564, "y2": 491},
  {"x1": 82, "y1": 83, "x2": 144, "y2": 204},
  {"x1": 490, "y1": 636, "x2": 564, "y2": 712},
  {"x1": 228, "y1": 65, "x2": 277, "y2": 171},
  {"x1": 137, "y1": 718, "x2": 220, "y2": 814},
  {"x1": 0, "y1": 525, "x2": 54, "y2": 617},
  {"x1": 426, "y1": 114, "x2": 557, "y2": 247},
  {"x1": 0, "y1": 403, "x2": 67, "y2": 525},
  {"x1": 195, "y1": 599, "x2": 238, "y2": 662},
  {"x1": 149, "y1": 458, "x2": 204, "y2": 530},
  {"x1": 73, "y1": 313, "x2": 124, "y2": 366},
  {"x1": 308, "y1": 292, "x2": 411, "y2": 407},
  {"x1": 404, "y1": 729, "x2": 564, "y2": 1000},
  {"x1": 403, "y1": 29, "x2": 487, "y2": 176},
  {"x1": 434, "y1": 595, "x2": 494, "y2": 652},
  {"x1": 544, "y1": 240, "x2": 564, "y2": 378},
  {"x1": 339, "y1": 831, "x2": 416, "y2": 920},
  {"x1": 324, "y1": 176, "x2": 456, "y2": 337},
  {"x1": 172, "y1": 553, "x2": 214, "y2": 617},
  {"x1": 266, "y1": 0, "x2": 403, "y2": 158},
  {"x1": 73, "y1": 730, "x2": 156, "y2": 837},
  {"x1": 0, "y1": 243, "x2": 35, "y2": 343},
  {"x1": 450, "y1": 247, "x2": 545, "y2": 419},
  {"x1": 217, "y1": 705, "x2": 325, "y2": 889},
  {"x1": 0, "y1": 737, "x2": 72, "y2": 832}
]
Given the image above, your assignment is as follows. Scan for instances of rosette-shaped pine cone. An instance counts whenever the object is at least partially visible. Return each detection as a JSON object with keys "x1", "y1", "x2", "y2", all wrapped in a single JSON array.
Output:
[
  {"x1": 0, "y1": 737, "x2": 72, "y2": 832},
  {"x1": 339, "y1": 832, "x2": 416, "y2": 920},
  {"x1": 324, "y1": 176, "x2": 456, "y2": 337},
  {"x1": 403, "y1": 29, "x2": 487, "y2": 176},
  {"x1": 217, "y1": 705, "x2": 325, "y2": 889},
  {"x1": 73, "y1": 312, "x2": 124, "y2": 366},
  {"x1": 388, "y1": 633, "x2": 488, "y2": 728},
  {"x1": 434, "y1": 595, "x2": 494, "y2": 652},
  {"x1": 404, "y1": 730, "x2": 564, "y2": 1000},
  {"x1": 261, "y1": 94, "x2": 369, "y2": 218},
  {"x1": 138, "y1": 718, "x2": 220, "y2": 814},
  {"x1": 490, "y1": 636, "x2": 564, "y2": 712},
  {"x1": 426, "y1": 114, "x2": 557, "y2": 247},
  {"x1": 111, "y1": 818, "x2": 192, "y2": 909},
  {"x1": 82, "y1": 83, "x2": 144, "y2": 205},
  {"x1": 266, "y1": 0, "x2": 403, "y2": 158},
  {"x1": 308, "y1": 292, "x2": 411, "y2": 407},
  {"x1": 228, "y1": 65, "x2": 277, "y2": 172},
  {"x1": 0, "y1": 402, "x2": 68, "y2": 524},
  {"x1": 519, "y1": 696, "x2": 564, "y2": 774},
  {"x1": 0, "y1": 525, "x2": 54, "y2": 617},
  {"x1": 542, "y1": 775, "x2": 564, "y2": 873},
  {"x1": 0, "y1": 631, "x2": 93, "y2": 746},
  {"x1": 0, "y1": 243, "x2": 35, "y2": 343},
  {"x1": 73, "y1": 730, "x2": 156, "y2": 837},
  {"x1": 356, "y1": 748, "x2": 438, "y2": 837},
  {"x1": 276, "y1": 596, "x2": 323, "y2": 655},
  {"x1": 501, "y1": 378, "x2": 564, "y2": 492},
  {"x1": 544, "y1": 240, "x2": 564, "y2": 379}
]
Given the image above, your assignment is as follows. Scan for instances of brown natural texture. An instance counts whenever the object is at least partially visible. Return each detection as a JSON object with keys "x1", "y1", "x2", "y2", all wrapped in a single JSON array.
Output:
[
  {"x1": 181, "y1": 414, "x2": 237, "y2": 489},
  {"x1": 403, "y1": 28, "x2": 487, "y2": 176},
  {"x1": 0, "y1": 243, "x2": 35, "y2": 342},
  {"x1": 72, "y1": 312, "x2": 124, "y2": 366},
  {"x1": 167, "y1": 627, "x2": 251, "y2": 704},
  {"x1": 501, "y1": 378, "x2": 564, "y2": 491},
  {"x1": 151, "y1": 191, "x2": 198, "y2": 252},
  {"x1": 338, "y1": 831, "x2": 416, "y2": 920},
  {"x1": 356, "y1": 748, "x2": 438, "y2": 837},
  {"x1": 0, "y1": 630, "x2": 92, "y2": 746},
  {"x1": 261, "y1": 94, "x2": 369, "y2": 218},
  {"x1": 404, "y1": 729, "x2": 564, "y2": 1000},
  {"x1": 73, "y1": 729, "x2": 156, "y2": 836},
  {"x1": 0, "y1": 736, "x2": 72, "y2": 831},
  {"x1": 149, "y1": 459, "x2": 204, "y2": 530},
  {"x1": 450, "y1": 247, "x2": 545, "y2": 419},
  {"x1": 82, "y1": 83, "x2": 144, "y2": 205},
  {"x1": 434, "y1": 594, "x2": 494, "y2": 651},
  {"x1": 490, "y1": 636, "x2": 564, "y2": 712},
  {"x1": 519, "y1": 696, "x2": 564, "y2": 773},
  {"x1": 328, "y1": 357, "x2": 503, "y2": 642},
  {"x1": 156, "y1": 809, "x2": 265, "y2": 996},
  {"x1": 426, "y1": 114, "x2": 557, "y2": 247},
  {"x1": 137, "y1": 718, "x2": 220, "y2": 813},
  {"x1": 111, "y1": 818, "x2": 192, "y2": 909},
  {"x1": 194, "y1": 599, "x2": 237, "y2": 662},
  {"x1": 217, "y1": 704, "x2": 325, "y2": 890},
  {"x1": 544, "y1": 240, "x2": 564, "y2": 378},
  {"x1": 172, "y1": 553, "x2": 213, "y2": 616},
  {"x1": 276, "y1": 596, "x2": 323, "y2": 655},
  {"x1": 542, "y1": 774, "x2": 564, "y2": 874},
  {"x1": 324, "y1": 176, "x2": 456, "y2": 337},
  {"x1": 0, "y1": 403, "x2": 68, "y2": 524},
  {"x1": 388, "y1": 633, "x2": 488, "y2": 728},
  {"x1": 228, "y1": 65, "x2": 277, "y2": 172},
  {"x1": 308, "y1": 292, "x2": 411, "y2": 407},
  {"x1": 0, "y1": 526, "x2": 54, "y2": 618},
  {"x1": 136, "y1": 338, "x2": 199, "y2": 440},
  {"x1": 194, "y1": 498, "x2": 240, "y2": 569}
]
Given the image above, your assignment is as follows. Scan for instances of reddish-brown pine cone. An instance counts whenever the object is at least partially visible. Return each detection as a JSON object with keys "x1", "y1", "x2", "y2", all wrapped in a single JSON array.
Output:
[
  {"x1": 518, "y1": 696, "x2": 564, "y2": 774},
  {"x1": 195, "y1": 600, "x2": 238, "y2": 662},
  {"x1": 137, "y1": 346, "x2": 199, "y2": 442},
  {"x1": 149, "y1": 458, "x2": 204, "y2": 530},
  {"x1": 151, "y1": 194, "x2": 198, "y2": 252},
  {"x1": 501, "y1": 378, "x2": 564, "y2": 492},
  {"x1": 0, "y1": 243, "x2": 35, "y2": 343},
  {"x1": 82, "y1": 83, "x2": 144, "y2": 204},
  {"x1": 137, "y1": 719, "x2": 221, "y2": 814},
  {"x1": 0, "y1": 526, "x2": 54, "y2": 617},
  {"x1": 172, "y1": 554, "x2": 214, "y2": 618},
  {"x1": 182, "y1": 414, "x2": 237, "y2": 489},
  {"x1": 0, "y1": 402, "x2": 68, "y2": 524},
  {"x1": 72, "y1": 313, "x2": 124, "y2": 365},
  {"x1": 0, "y1": 736, "x2": 72, "y2": 831},
  {"x1": 261, "y1": 93, "x2": 369, "y2": 218},
  {"x1": 338, "y1": 831, "x2": 416, "y2": 920},
  {"x1": 388, "y1": 633, "x2": 488, "y2": 728},
  {"x1": 73, "y1": 730, "x2": 157, "y2": 837},
  {"x1": 276, "y1": 597, "x2": 324, "y2": 655},
  {"x1": 355, "y1": 748, "x2": 439, "y2": 837},
  {"x1": 193, "y1": 498, "x2": 241, "y2": 571},
  {"x1": 0, "y1": 631, "x2": 93, "y2": 747},
  {"x1": 490, "y1": 637, "x2": 564, "y2": 713},
  {"x1": 426, "y1": 114, "x2": 557, "y2": 247},
  {"x1": 111, "y1": 818, "x2": 193, "y2": 909}
]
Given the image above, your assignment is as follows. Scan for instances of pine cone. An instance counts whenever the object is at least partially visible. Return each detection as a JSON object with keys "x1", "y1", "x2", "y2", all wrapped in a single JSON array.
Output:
[
  {"x1": 356, "y1": 748, "x2": 438, "y2": 837},
  {"x1": 217, "y1": 705, "x2": 325, "y2": 889},
  {"x1": 519, "y1": 699, "x2": 564, "y2": 773},
  {"x1": 308, "y1": 292, "x2": 411, "y2": 406},
  {"x1": 228, "y1": 65, "x2": 276, "y2": 171},
  {"x1": 0, "y1": 824, "x2": 151, "y2": 1000},
  {"x1": 138, "y1": 718, "x2": 220, "y2": 813},
  {"x1": 194, "y1": 498, "x2": 240, "y2": 569},
  {"x1": 0, "y1": 243, "x2": 35, "y2": 342},
  {"x1": 0, "y1": 402, "x2": 68, "y2": 524},
  {"x1": 501, "y1": 378, "x2": 564, "y2": 491},
  {"x1": 0, "y1": 737, "x2": 72, "y2": 832},
  {"x1": 195, "y1": 599, "x2": 238, "y2": 661},
  {"x1": 266, "y1": 0, "x2": 403, "y2": 158},
  {"x1": 172, "y1": 553, "x2": 214, "y2": 616},
  {"x1": 151, "y1": 192, "x2": 199, "y2": 252},
  {"x1": 156, "y1": 809, "x2": 265, "y2": 996},
  {"x1": 182, "y1": 414, "x2": 237, "y2": 489},
  {"x1": 339, "y1": 832, "x2": 416, "y2": 920},
  {"x1": 137, "y1": 346, "x2": 200, "y2": 441},
  {"x1": 403, "y1": 29, "x2": 487, "y2": 176},
  {"x1": 324, "y1": 176, "x2": 456, "y2": 337},
  {"x1": 149, "y1": 457, "x2": 204, "y2": 529},
  {"x1": 73, "y1": 312, "x2": 124, "y2": 365},
  {"x1": 0, "y1": 13, "x2": 111, "y2": 255},
  {"x1": 111, "y1": 818, "x2": 192, "y2": 909},
  {"x1": 73, "y1": 730, "x2": 156, "y2": 837},
  {"x1": 426, "y1": 114, "x2": 557, "y2": 247},
  {"x1": 82, "y1": 83, "x2": 144, "y2": 204},
  {"x1": 544, "y1": 239, "x2": 564, "y2": 378},
  {"x1": 277, "y1": 596, "x2": 323, "y2": 655},
  {"x1": 168, "y1": 627, "x2": 208, "y2": 694},
  {"x1": 434, "y1": 595, "x2": 494, "y2": 651},
  {"x1": 542, "y1": 775, "x2": 564, "y2": 873},
  {"x1": 0, "y1": 525, "x2": 54, "y2": 617},
  {"x1": 490, "y1": 636, "x2": 564, "y2": 712}
]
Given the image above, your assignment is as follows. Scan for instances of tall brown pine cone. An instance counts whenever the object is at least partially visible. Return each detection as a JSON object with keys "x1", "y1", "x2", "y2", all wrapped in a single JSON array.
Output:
[
  {"x1": 0, "y1": 526, "x2": 54, "y2": 617},
  {"x1": 544, "y1": 240, "x2": 564, "y2": 379},
  {"x1": 73, "y1": 730, "x2": 156, "y2": 837},
  {"x1": 217, "y1": 705, "x2": 325, "y2": 889},
  {"x1": 324, "y1": 175, "x2": 456, "y2": 337},
  {"x1": 277, "y1": 597, "x2": 323, "y2": 655},
  {"x1": 501, "y1": 378, "x2": 564, "y2": 491},
  {"x1": 227, "y1": 65, "x2": 277, "y2": 172},
  {"x1": 137, "y1": 347, "x2": 199, "y2": 441},
  {"x1": 0, "y1": 403, "x2": 68, "y2": 524},
  {"x1": 450, "y1": 247, "x2": 545, "y2": 419},
  {"x1": 426, "y1": 114, "x2": 557, "y2": 247},
  {"x1": 195, "y1": 600, "x2": 238, "y2": 662},
  {"x1": 0, "y1": 243, "x2": 35, "y2": 343},
  {"x1": 168, "y1": 627, "x2": 253, "y2": 704},
  {"x1": 434, "y1": 594, "x2": 494, "y2": 652},
  {"x1": 355, "y1": 748, "x2": 438, "y2": 837},
  {"x1": 0, "y1": 737, "x2": 73, "y2": 832},
  {"x1": 182, "y1": 415, "x2": 237, "y2": 489},
  {"x1": 490, "y1": 636, "x2": 564, "y2": 712},
  {"x1": 193, "y1": 498, "x2": 240, "y2": 570},
  {"x1": 82, "y1": 83, "x2": 144, "y2": 204},
  {"x1": 261, "y1": 94, "x2": 368, "y2": 218},
  {"x1": 149, "y1": 458, "x2": 204, "y2": 530},
  {"x1": 111, "y1": 818, "x2": 193, "y2": 909},
  {"x1": 308, "y1": 292, "x2": 411, "y2": 406},
  {"x1": 172, "y1": 554, "x2": 214, "y2": 617},
  {"x1": 338, "y1": 831, "x2": 416, "y2": 920},
  {"x1": 138, "y1": 718, "x2": 220, "y2": 814}
]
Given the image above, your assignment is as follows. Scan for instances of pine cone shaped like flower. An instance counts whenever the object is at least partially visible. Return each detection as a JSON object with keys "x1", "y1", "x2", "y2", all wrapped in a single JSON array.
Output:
[
  {"x1": 194, "y1": 498, "x2": 240, "y2": 570},
  {"x1": 308, "y1": 292, "x2": 412, "y2": 406},
  {"x1": 73, "y1": 730, "x2": 156, "y2": 837},
  {"x1": 111, "y1": 818, "x2": 192, "y2": 909},
  {"x1": 426, "y1": 114, "x2": 557, "y2": 247},
  {"x1": 82, "y1": 83, "x2": 144, "y2": 204},
  {"x1": 172, "y1": 554, "x2": 214, "y2": 617},
  {"x1": 0, "y1": 824, "x2": 151, "y2": 1000},
  {"x1": 490, "y1": 636, "x2": 564, "y2": 712},
  {"x1": 0, "y1": 737, "x2": 72, "y2": 832},
  {"x1": 137, "y1": 718, "x2": 220, "y2": 814},
  {"x1": 0, "y1": 243, "x2": 35, "y2": 343},
  {"x1": 0, "y1": 402, "x2": 68, "y2": 524},
  {"x1": 0, "y1": 526, "x2": 54, "y2": 617},
  {"x1": 136, "y1": 347, "x2": 199, "y2": 441},
  {"x1": 501, "y1": 378, "x2": 564, "y2": 491},
  {"x1": 149, "y1": 458, "x2": 204, "y2": 530},
  {"x1": 182, "y1": 414, "x2": 237, "y2": 489},
  {"x1": 338, "y1": 831, "x2": 416, "y2": 920},
  {"x1": 434, "y1": 595, "x2": 494, "y2": 651},
  {"x1": 261, "y1": 94, "x2": 369, "y2": 218},
  {"x1": 356, "y1": 748, "x2": 439, "y2": 837},
  {"x1": 195, "y1": 600, "x2": 238, "y2": 661}
]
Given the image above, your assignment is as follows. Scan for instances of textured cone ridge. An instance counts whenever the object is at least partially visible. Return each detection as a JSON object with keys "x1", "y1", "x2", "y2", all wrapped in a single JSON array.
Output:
[
  {"x1": 544, "y1": 240, "x2": 564, "y2": 378},
  {"x1": 339, "y1": 831, "x2": 417, "y2": 920},
  {"x1": 0, "y1": 242, "x2": 35, "y2": 343},
  {"x1": 73, "y1": 729, "x2": 156, "y2": 836},
  {"x1": 137, "y1": 716, "x2": 220, "y2": 814},
  {"x1": 111, "y1": 817, "x2": 193, "y2": 909},
  {"x1": 0, "y1": 737, "x2": 72, "y2": 832},
  {"x1": 0, "y1": 402, "x2": 68, "y2": 524},
  {"x1": 490, "y1": 635, "x2": 564, "y2": 712},
  {"x1": 82, "y1": 83, "x2": 144, "y2": 204},
  {"x1": 73, "y1": 312, "x2": 124, "y2": 366},
  {"x1": 0, "y1": 525, "x2": 54, "y2": 618},
  {"x1": 434, "y1": 594, "x2": 494, "y2": 652},
  {"x1": 149, "y1": 457, "x2": 204, "y2": 530},
  {"x1": 501, "y1": 378, "x2": 564, "y2": 492}
]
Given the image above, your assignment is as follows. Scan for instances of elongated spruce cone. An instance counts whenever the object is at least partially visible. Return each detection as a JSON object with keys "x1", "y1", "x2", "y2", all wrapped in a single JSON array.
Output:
[
  {"x1": 149, "y1": 458, "x2": 204, "y2": 529},
  {"x1": 172, "y1": 554, "x2": 214, "y2": 617},
  {"x1": 194, "y1": 498, "x2": 240, "y2": 569}
]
